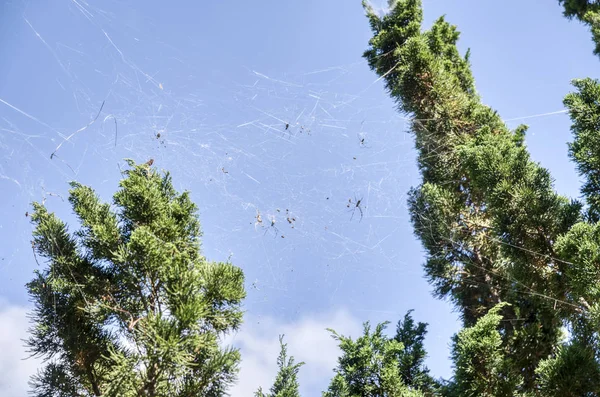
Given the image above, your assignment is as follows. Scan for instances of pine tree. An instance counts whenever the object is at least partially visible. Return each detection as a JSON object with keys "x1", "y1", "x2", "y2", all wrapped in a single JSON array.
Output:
[
  {"x1": 255, "y1": 335, "x2": 304, "y2": 397},
  {"x1": 26, "y1": 159, "x2": 246, "y2": 396},
  {"x1": 323, "y1": 322, "x2": 423, "y2": 397}
]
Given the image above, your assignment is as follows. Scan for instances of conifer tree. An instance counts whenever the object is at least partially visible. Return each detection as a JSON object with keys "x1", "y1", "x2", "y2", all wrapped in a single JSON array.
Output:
[
  {"x1": 394, "y1": 311, "x2": 438, "y2": 395},
  {"x1": 255, "y1": 335, "x2": 304, "y2": 397},
  {"x1": 559, "y1": 0, "x2": 600, "y2": 56},
  {"x1": 448, "y1": 303, "x2": 521, "y2": 397},
  {"x1": 323, "y1": 322, "x2": 423, "y2": 397},
  {"x1": 362, "y1": 0, "x2": 600, "y2": 393},
  {"x1": 26, "y1": 160, "x2": 246, "y2": 396},
  {"x1": 239, "y1": 2, "x2": 600, "y2": 394},
  {"x1": 535, "y1": 76, "x2": 600, "y2": 396}
]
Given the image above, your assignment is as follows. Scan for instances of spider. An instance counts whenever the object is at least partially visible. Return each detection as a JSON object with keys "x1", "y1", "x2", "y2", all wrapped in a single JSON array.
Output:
[
  {"x1": 285, "y1": 123, "x2": 290, "y2": 130},
  {"x1": 264, "y1": 216, "x2": 280, "y2": 238},
  {"x1": 347, "y1": 195, "x2": 364, "y2": 221},
  {"x1": 357, "y1": 133, "x2": 371, "y2": 149},
  {"x1": 254, "y1": 210, "x2": 263, "y2": 230}
]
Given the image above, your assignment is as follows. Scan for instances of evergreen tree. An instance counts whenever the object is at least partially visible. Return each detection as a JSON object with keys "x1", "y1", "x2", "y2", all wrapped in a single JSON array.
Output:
[
  {"x1": 323, "y1": 322, "x2": 423, "y2": 397},
  {"x1": 394, "y1": 311, "x2": 438, "y2": 395},
  {"x1": 26, "y1": 159, "x2": 246, "y2": 396},
  {"x1": 362, "y1": 0, "x2": 600, "y2": 394},
  {"x1": 449, "y1": 303, "x2": 522, "y2": 397},
  {"x1": 537, "y1": 76, "x2": 600, "y2": 396},
  {"x1": 559, "y1": 0, "x2": 600, "y2": 56},
  {"x1": 255, "y1": 335, "x2": 304, "y2": 397},
  {"x1": 536, "y1": 320, "x2": 600, "y2": 396}
]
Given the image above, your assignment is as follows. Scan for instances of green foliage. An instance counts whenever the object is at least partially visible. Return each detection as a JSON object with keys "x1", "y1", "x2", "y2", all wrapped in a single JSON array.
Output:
[
  {"x1": 323, "y1": 322, "x2": 423, "y2": 397},
  {"x1": 536, "y1": 334, "x2": 600, "y2": 396},
  {"x1": 362, "y1": 0, "x2": 600, "y2": 395},
  {"x1": 559, "y1": 0, "x2": 600, "y2": 56},
  {"x1": 394, "y1": 311, "x2": 439, "y2": 395},
  {"x1": 564, "y1": 78, "x2": 600, "y2": 220},
  {"x1": 27, "y1": 160, "x2": 246, "y2": 396},
  {"x1": 362, "y1": 0, "x2": 579, "y2": 390},
  {"x1": 256, "y1": 335, "x2": 304, "y2": 397},
  {"x1": 449, "y1": 304, "x2": 522, "y2": 397},
  {"x1": 555, "y1": 221, "x2": 600, "y2": 302}
]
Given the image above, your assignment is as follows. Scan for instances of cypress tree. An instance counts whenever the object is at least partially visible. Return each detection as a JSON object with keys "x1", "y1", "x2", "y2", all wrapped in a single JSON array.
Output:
[
  {"x1": 362, "y1": 0, "x2": 600, "y2": 393},
  {"x1": 323, "y1": 322, "x2": 423, "y2": 397},
  {"x1": 559, "y1": 0, "x2": 600, "y2": 57},
  {"x1": 394, "y1": 311, "x2": 438, "y2": 395},
  {"x1": 255, "y1": 335, "x2": 304, "y2": 397},
  {"x1": 449, "y1": 303, "x2": 522, "y2": 397}
]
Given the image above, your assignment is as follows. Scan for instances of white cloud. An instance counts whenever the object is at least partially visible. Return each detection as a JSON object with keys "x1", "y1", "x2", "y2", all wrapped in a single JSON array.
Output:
[
  {"x1": 0, "y1": 302, "x2": 361, "y2": 396},
  {"x1": 226, "y1": 309, "x2": 362, "y2": 396},
  {"x1": 0, "y1": 302, "x2": 40, "y2": 397},
  {"x1": 364, "y1": 0, "x2": 393, "y2": 16}
]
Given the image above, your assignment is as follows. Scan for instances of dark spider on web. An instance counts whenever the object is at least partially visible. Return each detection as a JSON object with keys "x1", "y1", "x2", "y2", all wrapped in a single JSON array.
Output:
[
  {"x1": 347, "y1": 195, "x2": 364, "y2": 221},
  {"x1": 264, "y1": 216, "x2": 280, "y2": 238},
  {"x1": 358, "y1": 133, "x2": 371, "y2": 149}
]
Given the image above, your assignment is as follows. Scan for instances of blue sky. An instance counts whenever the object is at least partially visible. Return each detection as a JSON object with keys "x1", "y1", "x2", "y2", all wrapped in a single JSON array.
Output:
[{"x1": 0, "y1": 0, "x2": 598, "y2": 395}]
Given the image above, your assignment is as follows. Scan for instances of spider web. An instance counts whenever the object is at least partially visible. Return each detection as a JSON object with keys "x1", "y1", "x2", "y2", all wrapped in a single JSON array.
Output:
[
  {"x1": 1, "y1": 0, "x2": 425, "y2": 310},
  {"x1": 1, "y1": 0, "x2": 583, "y2": 394}
]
